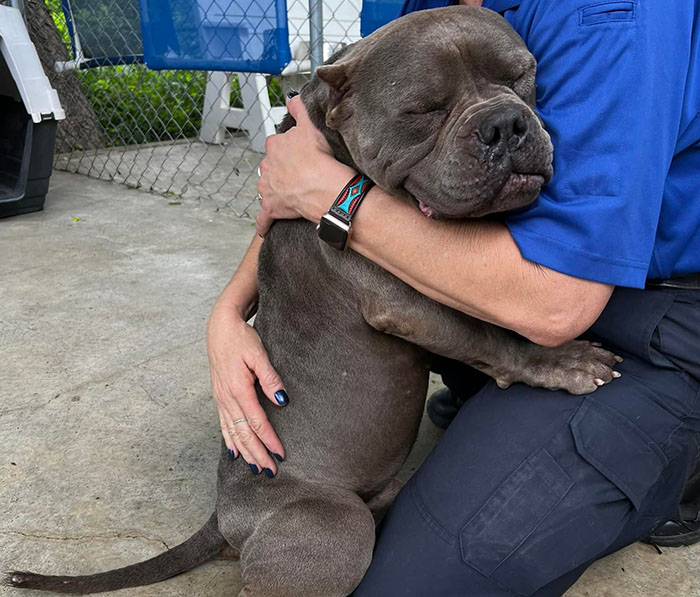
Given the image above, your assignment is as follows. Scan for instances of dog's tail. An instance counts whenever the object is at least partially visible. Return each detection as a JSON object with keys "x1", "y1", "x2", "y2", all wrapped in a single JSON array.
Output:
[{"x1": 6, "y1": 512, "x2": 227, "y2": 594}]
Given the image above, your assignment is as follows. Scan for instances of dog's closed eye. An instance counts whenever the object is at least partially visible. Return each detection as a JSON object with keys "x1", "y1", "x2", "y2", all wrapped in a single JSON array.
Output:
[{"x1": 401, "y1": 99, "x2": 450, "y2": 117}]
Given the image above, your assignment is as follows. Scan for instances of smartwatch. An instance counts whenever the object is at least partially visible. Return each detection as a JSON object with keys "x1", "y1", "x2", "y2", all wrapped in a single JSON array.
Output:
[{"x1": 317, "y1": 173, "x2": 375, "y2": 251}]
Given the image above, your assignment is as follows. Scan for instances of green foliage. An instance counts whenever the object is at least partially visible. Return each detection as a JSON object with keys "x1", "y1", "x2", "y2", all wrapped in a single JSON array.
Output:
[
  {"x1": 46, "y1": 0, "x2": 72, "y2": 49},
  {"x1": 44, "y1": 0, "x2": 285, "y2": 146},
  {"x1": 77, "y1": 66, "x2": 207, "y2": 144}
]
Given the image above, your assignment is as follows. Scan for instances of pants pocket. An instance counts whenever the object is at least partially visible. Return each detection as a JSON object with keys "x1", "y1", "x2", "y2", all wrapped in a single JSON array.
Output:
[
  {"x1": 570, "y1": 398, "x2": 668, "y2": 509},
  {"x1": 459, "y1": 448, "x2": 573, "y2": 581},
  {"x1": 459, "y1": 398, "x2": 671, "y2": 596}
]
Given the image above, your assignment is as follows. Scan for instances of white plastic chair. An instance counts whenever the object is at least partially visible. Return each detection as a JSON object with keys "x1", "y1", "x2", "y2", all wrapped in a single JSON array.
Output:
[{"x1": 199, "y1": 0, "x2": 361, "y2": 153}]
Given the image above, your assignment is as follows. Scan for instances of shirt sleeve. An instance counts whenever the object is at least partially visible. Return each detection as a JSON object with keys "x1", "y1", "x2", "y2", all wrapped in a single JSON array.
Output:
[{"x1": 504, "y1": 0, "x2": 693, "y2": 288}]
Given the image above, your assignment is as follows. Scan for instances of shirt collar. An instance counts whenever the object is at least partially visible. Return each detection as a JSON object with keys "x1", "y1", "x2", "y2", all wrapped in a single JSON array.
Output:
[{"x1": 482, "y1": 0, "x2": 521, "y2": 12}]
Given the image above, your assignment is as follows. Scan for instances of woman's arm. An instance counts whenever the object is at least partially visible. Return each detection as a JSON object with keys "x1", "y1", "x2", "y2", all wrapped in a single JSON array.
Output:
[
  {"x1": 346, "y1": 189, "x2": 612, "y2": 347},
  {"x1": 210, "y1": 234, "x2": 263, "y2": 322},
  {"x1": 207, "y1": 235, "x2": 288, "y2": 476},
  {"x1": 257, "y1": 97, "x2": 613, "y2": 348}
]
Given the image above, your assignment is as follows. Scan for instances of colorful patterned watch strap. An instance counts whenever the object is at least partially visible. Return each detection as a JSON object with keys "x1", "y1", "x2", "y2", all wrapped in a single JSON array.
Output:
[{"x1": 329, "y1": 174, "x2": 375, "y2": 224}]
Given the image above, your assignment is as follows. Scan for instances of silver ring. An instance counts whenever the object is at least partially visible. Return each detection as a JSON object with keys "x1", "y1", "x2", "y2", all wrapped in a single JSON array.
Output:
[
  {"x1": 257, "y1": 167, "x2": 261, "y2": 177},
  {"x1": 231, "y1": 417, "x2": 248, "y2": 425},
  {"x1": 256, "y1": 193, "x2": 262, "y2": 203}
]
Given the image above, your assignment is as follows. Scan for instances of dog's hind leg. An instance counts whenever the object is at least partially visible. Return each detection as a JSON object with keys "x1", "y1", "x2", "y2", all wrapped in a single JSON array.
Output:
[
  {"x1": 237, "y1": 491, "x2": 375, "y2": 597},
  {"x1": 365, "y1": 478, "x2": 403, "y2": 522}
]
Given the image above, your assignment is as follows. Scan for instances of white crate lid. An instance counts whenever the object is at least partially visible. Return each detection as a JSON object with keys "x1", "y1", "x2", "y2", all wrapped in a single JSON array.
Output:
[{"x1": 0, "y1": 5, "x2": 65, "y2": 122}]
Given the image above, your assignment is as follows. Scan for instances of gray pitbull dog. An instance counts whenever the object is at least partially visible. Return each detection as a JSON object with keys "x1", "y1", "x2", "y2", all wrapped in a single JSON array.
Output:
[{"x1": 8, "y1": 6, "x2": 620, "y2": 596}]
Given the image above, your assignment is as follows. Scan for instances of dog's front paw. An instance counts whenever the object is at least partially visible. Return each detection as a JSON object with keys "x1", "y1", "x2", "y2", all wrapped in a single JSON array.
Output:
[{"x1": 496, "y1": 340, "x2": 623, "y2": 395}]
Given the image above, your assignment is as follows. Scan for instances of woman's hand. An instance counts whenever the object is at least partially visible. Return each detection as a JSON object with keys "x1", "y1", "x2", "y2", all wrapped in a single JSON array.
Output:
[
  {"x1": 207, "y1": 299, "x2": 288, "y2": 477},
  {"x1": 256, "y1": 95, "x2": 356, "y2": 236}
]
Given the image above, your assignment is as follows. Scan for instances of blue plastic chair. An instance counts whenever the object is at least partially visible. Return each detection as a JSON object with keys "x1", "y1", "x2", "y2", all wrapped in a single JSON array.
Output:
[
  {"x1": 58, "y1": 0, "x2": 292, "y2": 75},
  {"x1": 138, "y1": 0, "x2": 292, "y2": 74},
  {"x1": 58, "y1": 0, "x2": 144, "y2": 69}
]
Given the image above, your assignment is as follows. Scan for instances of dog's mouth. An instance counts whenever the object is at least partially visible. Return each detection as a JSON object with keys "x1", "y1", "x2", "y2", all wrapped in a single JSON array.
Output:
[
  {"x1": 479, "y1": 172, "x2": 545, "y2": 216},
  {"x1": 418, "y1": 200, "x2": 441, "y2": 219},
  {"x1": 497, "y1": 172, "x2": 546, "y2": 200},
  {"x1": 416, "y1": 172, "x2": 546, "y2": 220}
]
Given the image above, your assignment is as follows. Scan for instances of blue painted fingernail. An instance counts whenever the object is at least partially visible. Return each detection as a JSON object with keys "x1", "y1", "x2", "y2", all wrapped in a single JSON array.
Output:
[
  {"x1": 228, "y1": 449, "x2": 235, "y2": 460},
  {"x1": 273, "y1": 453, "x2": 284, "y2": 463},
  {"x1": 249, "y1": 463, "x2": 259, "y2": 474},
  {"x1": 287, "y1": 90, "x2": 299, "y2": 98},
  {"x1": 275, "y1": 390, "x2": 289, "y2": 405},
  {"x1": 264, "y1": 468, "x2": 275, "y2": 478}
]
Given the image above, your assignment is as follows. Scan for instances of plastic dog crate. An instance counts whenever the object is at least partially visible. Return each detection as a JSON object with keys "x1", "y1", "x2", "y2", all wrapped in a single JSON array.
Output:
[{"x1": 0, "y1": 5, "x2": 65, "y2": 218}]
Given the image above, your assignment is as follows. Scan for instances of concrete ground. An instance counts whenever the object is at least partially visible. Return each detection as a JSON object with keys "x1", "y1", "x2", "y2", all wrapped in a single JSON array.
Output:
[
  {"x1": 54, "y1": 134, "x2": 263, "y2": 220},
  {"x1": 1, "y1": 172, "x2": 699, "y2": 596}
]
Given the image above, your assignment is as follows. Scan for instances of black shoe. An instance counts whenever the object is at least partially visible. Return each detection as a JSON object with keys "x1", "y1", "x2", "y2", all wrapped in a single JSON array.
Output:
[
  {"x1": 644, "y1": 458, "x2": 700, "y2": 548},
  {"x1": 427, "y1": 388, "x2": 466, "y2": 430},
  {"x1": 642, "y1": 460, "x2": 700, "y2": 547},
  {"x1": 644, "y1": 504, "x2": 700, "y2": 548}
]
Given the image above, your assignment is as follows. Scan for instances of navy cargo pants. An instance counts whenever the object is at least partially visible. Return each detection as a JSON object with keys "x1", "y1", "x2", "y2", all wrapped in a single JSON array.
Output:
[{"x1": 355, "y1": 287, "x2": 700, "y2": 596}]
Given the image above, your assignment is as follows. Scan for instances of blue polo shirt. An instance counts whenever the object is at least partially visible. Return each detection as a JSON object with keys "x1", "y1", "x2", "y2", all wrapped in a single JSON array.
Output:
[{"x1": 400, "y1": 0, "x2": 700, "y2": 288}]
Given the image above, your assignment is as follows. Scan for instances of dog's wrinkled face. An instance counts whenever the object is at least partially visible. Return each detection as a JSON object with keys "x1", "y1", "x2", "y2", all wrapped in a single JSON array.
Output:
[{"x1": 316, "y1": 6, "x2": 553, "y2": 218}]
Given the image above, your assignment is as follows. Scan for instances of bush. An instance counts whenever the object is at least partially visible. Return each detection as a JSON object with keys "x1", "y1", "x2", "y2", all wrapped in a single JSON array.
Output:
[{"x1": 78, "y1": 66, "x2": 207, "y2": 145}]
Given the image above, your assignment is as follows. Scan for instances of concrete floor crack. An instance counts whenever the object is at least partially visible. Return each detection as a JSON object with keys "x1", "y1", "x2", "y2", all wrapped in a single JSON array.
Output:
[{"x1": 0, "y1": 529, "x2": 170, "y2": 550}]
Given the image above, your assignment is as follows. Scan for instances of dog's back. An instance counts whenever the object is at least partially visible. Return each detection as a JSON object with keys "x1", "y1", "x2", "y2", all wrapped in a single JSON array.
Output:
[{"x1": 210, "y1": 218, "x2": 432, "y2": 595}]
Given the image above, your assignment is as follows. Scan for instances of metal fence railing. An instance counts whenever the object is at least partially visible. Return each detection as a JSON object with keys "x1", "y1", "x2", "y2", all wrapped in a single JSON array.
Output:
[{"x1": 33, "y1": 0, "x2": 363, "y2": 218}]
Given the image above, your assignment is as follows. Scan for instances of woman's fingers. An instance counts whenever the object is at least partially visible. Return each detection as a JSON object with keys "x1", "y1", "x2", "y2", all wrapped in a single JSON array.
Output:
[
  {"x1": 214, "y1": 382, "x2": 286, "y2": 475},
  {"x1": 213, "y1": 372, "x2": 267, "y2": 469},
  {"x1": 255, "y1": 208, "x2": 274, "y2": 238},
  {"x1": 214, "y1": 385, "x2": 261, "y2": 470},
  {"x1": 225, "y1": 395, "x2": 279, "y2": 477},
  {"x1": 216, "y1": 373, "x2": 284, "y2": 474},
  {"x1": 225, "y1": 418, "x2": 259, "y2": 472},
  {"x1": 233, "y1": 380, "x2": 285, "y2": 466},
  {"x1": 248, "y1": 349, "x2": 288, "y2": 409},
  {"x1": 286, "y1": 95, "x2": 310, "y2": 127},
  {"x1": 286, "y1": 95, "x2": 334, "y2": 156},
  {"x1": 212, "y1": 375, "x2": 240, "y2": 459},
  {"x1": 216, "y1": 406, "x2": 238, "y2": 460}
]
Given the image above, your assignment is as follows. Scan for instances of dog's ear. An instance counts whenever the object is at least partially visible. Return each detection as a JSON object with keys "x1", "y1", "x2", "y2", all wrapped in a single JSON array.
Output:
[
  {"x1": 316, "y1": 63, "x2": 348, "y2": 90},
  {"x1": 315, "y1": 63, "x2": 354, "y2": 130}
]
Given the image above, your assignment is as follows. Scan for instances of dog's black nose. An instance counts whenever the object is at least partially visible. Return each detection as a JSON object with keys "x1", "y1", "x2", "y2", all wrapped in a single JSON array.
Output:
[{"x1": 477, "y1": 108, "x2": 529, "y2": 149}]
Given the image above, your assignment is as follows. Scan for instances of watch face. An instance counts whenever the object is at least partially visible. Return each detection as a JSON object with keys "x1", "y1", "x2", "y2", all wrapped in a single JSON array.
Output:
[{"x1": 318, "y1": 215, "x2": 349, "y2": 250}]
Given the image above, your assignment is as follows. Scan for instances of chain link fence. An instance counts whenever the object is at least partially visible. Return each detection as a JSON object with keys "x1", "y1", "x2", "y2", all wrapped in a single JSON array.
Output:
[{"x1": 32, "y1": 0, "x2": 362, "y2": 218}]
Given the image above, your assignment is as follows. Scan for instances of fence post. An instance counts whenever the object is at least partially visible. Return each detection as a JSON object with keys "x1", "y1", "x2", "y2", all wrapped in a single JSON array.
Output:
[{"x1": 309, "y1": 0, "x2": 324, "y2": 74}]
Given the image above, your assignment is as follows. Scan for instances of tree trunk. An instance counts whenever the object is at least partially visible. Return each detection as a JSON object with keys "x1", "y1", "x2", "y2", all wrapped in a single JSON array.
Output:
[{"x1": 24, "y1": 0, "x2": 106, "y2": 153}]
